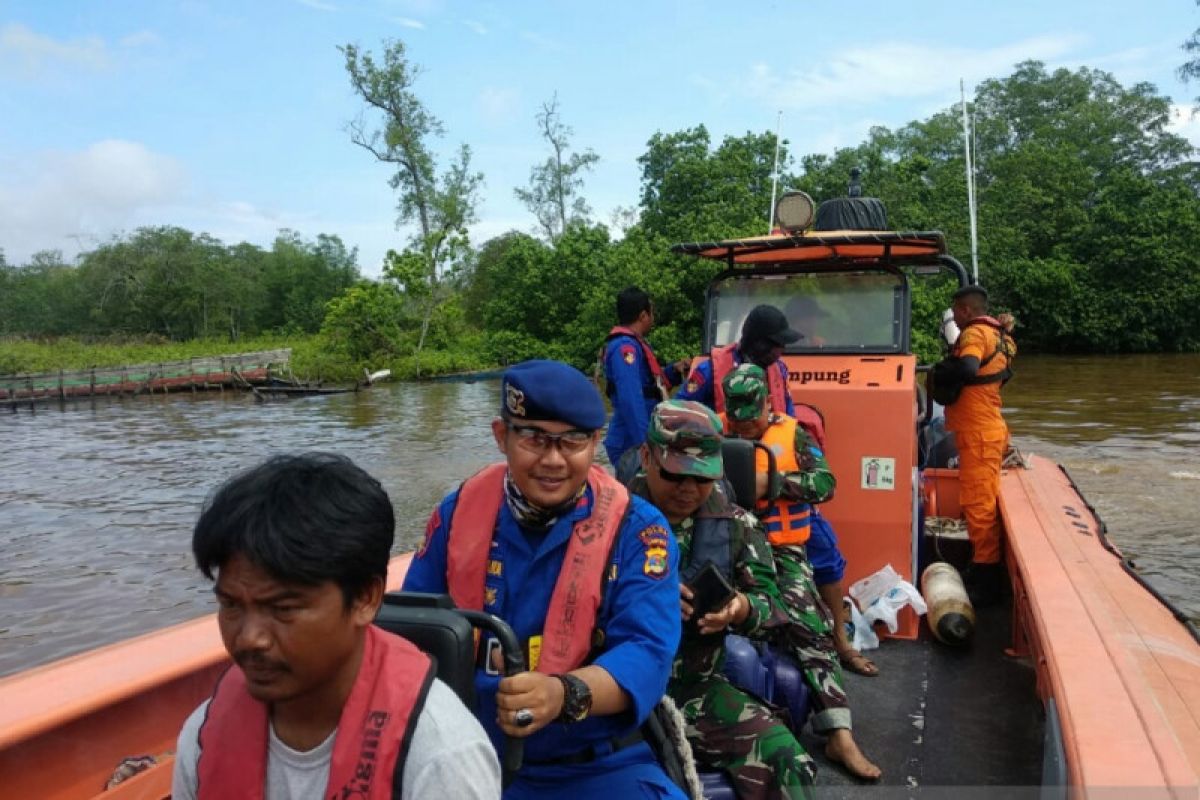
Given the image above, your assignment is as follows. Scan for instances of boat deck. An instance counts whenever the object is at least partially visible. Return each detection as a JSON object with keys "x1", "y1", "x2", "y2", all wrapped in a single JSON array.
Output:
[{"x1": 807, "y1": 598, "x2": 1045, "y2": 797}]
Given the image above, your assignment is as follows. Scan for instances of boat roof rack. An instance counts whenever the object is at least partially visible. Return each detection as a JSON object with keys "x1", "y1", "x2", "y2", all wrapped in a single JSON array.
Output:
[{"x1": 671, "y1": 230, "x2": 947, "y2": 266}]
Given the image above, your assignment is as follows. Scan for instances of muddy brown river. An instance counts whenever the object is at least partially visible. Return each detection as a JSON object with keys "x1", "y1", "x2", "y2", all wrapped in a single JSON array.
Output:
[{"x1": 1, "y1": 354, "x2": 1196, "y2": 677}]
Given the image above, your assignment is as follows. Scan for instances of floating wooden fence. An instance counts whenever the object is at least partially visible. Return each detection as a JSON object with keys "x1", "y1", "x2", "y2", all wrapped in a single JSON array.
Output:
[{"x1": 0, "y1": 349, "x2": 293, "y2": 408}]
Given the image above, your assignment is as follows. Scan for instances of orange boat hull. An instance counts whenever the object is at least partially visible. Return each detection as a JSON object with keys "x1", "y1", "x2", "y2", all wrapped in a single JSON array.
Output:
[{"x1": 0, "y1": 554, "x2": 413, "y2": 800}]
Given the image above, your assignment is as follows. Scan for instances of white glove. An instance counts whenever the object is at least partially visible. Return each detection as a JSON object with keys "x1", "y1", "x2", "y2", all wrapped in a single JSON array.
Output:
[{"x1": 941, "y1": 308, "x2": 960, "y2": 346}]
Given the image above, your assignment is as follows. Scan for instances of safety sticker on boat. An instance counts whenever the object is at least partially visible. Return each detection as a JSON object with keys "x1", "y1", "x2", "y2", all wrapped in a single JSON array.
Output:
[{"x1": 861, "y1": 457, "x2": 896, "y2": 490}]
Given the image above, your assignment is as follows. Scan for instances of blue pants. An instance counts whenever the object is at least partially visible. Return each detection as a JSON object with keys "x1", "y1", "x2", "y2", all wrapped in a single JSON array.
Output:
[{"x1": 505, "y1": 742, "x2": 686, "y2": 799}]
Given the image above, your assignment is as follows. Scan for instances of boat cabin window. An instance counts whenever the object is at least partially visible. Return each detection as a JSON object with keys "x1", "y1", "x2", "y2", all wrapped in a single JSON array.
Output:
[{"x1": 704, "y1": 270, "x2": 908, "y2": 354}]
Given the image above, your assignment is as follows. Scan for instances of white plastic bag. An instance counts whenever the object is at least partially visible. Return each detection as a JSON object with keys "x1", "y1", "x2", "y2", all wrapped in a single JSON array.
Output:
[
  {"x1": 849, "y1": 564, "x2": 902, "y2": 609},
  {"x1": 849, "y1": 564, "x2": 929, "y2": 635},
  {"x1": 862, "y1": 580, "x2": 928, "y2": 633},
  {"x1": 844, "y1": 596, "x2": 880, "y2": 651}
]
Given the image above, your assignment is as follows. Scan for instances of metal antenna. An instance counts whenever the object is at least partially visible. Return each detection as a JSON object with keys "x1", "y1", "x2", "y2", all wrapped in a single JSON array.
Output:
[
  {"x1": 767, "y1": 110, "x2": 782, "y2": 234},
  {"x1": 961, "y1": 79, "x2": 979, "y2": 283}
]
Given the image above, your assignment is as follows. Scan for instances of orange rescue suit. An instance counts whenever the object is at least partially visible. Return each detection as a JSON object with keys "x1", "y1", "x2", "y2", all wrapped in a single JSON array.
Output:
[{"x1": 945, "y1": 318, "x2": 1016, "y2": 565}]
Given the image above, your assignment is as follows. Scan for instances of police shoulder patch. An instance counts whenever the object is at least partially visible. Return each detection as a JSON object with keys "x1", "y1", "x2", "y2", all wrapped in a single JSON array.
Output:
[
  {"x1": 639, "y1": 524, "x2": 670, "y2": 548},
  {"x1": 644, "y1": 547, "x2": 669, "y2": 579},
  {"x1": 639, "y1": 524, "x2": 671, "y2": 580},
  {"x1": 621, "y1": 344, "x2": 637, "y2": 365}
]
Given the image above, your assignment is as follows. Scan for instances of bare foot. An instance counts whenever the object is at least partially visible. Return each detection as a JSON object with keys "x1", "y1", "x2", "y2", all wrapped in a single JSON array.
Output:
[{"x1": 825, "y1": 729, "x2": 882, "y2": 781}]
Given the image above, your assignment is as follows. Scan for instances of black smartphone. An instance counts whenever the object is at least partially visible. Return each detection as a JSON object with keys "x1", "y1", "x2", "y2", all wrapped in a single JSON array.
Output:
[{"x1": 685, "y1": 561, "x2": 738, "y2": 632}]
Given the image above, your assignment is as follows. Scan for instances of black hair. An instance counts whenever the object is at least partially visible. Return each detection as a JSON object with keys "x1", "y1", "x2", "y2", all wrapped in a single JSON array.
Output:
[
  {"x1": 192, "y1": 452, "x2": 394, "y2": 607},
  {"x1": 616, "y1": 286, "x2": 652, "y2": 325},
  {"x1": 952, "y1": 285, "x2": 989, "y2": 306}
]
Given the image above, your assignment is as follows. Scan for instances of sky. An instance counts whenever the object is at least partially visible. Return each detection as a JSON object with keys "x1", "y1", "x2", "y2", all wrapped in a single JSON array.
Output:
[{"x1": 3, "y1": 0, "x2": 1200, "y2": 277}]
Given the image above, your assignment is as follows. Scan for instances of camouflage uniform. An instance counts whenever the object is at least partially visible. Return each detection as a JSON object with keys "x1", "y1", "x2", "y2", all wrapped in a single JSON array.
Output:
[
  {"x1": 629, "y1": 399, "x2": 815, "y2": 800},
  {"x1": 723, "y1": 366, "x2": 851, "y2": 735}
]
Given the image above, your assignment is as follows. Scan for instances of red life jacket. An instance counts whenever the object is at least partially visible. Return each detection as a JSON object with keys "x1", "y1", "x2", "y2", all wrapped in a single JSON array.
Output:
[
  {"x1": 791, "y1": 404, "x2": 827, "y2": 453},
  {"x1": 446, "y1": 463, "x2": 629, "y2": 675},
  {"x1": 196, "y1": 625, "x2": 435, "y2": 800},
  {"x1": 711, "y1": 344, "x2": 789, "y2": 417},
  {"x1": 602, "y1": 326, "x2": 670, "y2": 401}
]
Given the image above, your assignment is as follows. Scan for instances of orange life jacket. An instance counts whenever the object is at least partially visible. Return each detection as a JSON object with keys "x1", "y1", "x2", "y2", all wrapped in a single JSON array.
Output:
[
  {"x1": 711, "y1": 344, "x2": 789, "y2": 417},
  {"x1": 446, "y1": 463, "x2": 628, "y2": 675},
  {"x1": 598, "y1": 326, "x2": 670, "y2": 401},
  {"x1": 196, "y1": 625, "x2": 434, "y2": 800},
  {"x1": 755, "y1": 416, "x2": 812, "y2": 546}
]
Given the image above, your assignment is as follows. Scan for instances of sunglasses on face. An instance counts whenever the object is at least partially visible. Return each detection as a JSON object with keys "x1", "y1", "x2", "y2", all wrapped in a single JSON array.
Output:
[
  {"x1": 654, "y1": 454, "x2": 715, "y2": 485},
  {"x1": 507, "y1": 422, "x2": 593, "y2": 455}
]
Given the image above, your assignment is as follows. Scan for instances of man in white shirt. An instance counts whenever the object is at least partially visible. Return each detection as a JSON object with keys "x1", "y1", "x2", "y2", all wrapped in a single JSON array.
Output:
[{"x1": 171, "y1": 452, "x2": 500, "y2": 800}]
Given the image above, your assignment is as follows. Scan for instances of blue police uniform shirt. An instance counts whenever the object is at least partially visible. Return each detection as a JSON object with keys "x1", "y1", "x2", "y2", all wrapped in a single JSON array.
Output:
[
  {"x1": 403, "y1": 481, "x2": 682, "y2": 772},
  {"x1": 602, "y1": 334, "x2": 682, "y2": 465},
  {"x1": 675, "y1": 350, "x2": 796, "y2": 416}
]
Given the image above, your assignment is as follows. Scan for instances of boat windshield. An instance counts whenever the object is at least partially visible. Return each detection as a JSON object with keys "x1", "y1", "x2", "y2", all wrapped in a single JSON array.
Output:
[{"x1": 705, "y1": 270, "x2": 907, "y2": 353}]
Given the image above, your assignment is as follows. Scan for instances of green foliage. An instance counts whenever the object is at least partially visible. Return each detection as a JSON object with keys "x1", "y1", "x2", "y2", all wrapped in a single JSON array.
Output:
[
  {"x1": 0, "y1": 228, "x2": 362, "y2": 343},
  {"x1": 387, "y1": 341, "x2": 493, "y2": 381},
  {"x1": 0, "y1": 334, "x2": 317, "y2": 376},
  {"x1": 260, "y1": 232, "x2": 360, "y2": 334},
  {"x1": 797, "y1": 60, "x2": 1200, "y2": 354},
  {"x1": 319, "y1": 282, "x2": 408, "y2": 363},
  {"x1": 342, "y1": 39, "x2": 483, "y2": 370},
  {"x1": 515, "y1": 94, "x2": 600, "y2": 241},
  {"x1": 7, "y1": 58, "x2": 1199, "y2": 386},
  {"x1": 637, "y1": 125, "x2": 784, "y2": 242}
]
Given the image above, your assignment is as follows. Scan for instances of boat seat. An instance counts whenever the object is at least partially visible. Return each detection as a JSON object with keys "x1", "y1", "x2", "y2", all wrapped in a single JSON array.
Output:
[
  {"x1": 699, "y1": 771, "x2": 738, "y2": 800},
  {"x1": 724, "y1": 635, "x2": 811, "y2": 733},
  {"x1": 698, "y1": 636, "x2": 812, "y2": 796},
  {"x1": 919, "y1": 415, "x2": 956, "y2": 470},
  {"x1": 374, "y1": 591, "x2": 478, "y2": 708}
]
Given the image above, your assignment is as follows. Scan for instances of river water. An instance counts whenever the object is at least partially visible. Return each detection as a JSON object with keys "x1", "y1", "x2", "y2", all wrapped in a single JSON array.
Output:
[{"x1": 1, "y1": 355, "x2": 1196, "y2": 677}]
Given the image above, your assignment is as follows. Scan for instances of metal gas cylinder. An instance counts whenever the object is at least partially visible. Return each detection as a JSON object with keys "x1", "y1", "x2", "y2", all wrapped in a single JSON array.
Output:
[{"x1": 921, "y1": 561, "x2": 975, "y2": 646}]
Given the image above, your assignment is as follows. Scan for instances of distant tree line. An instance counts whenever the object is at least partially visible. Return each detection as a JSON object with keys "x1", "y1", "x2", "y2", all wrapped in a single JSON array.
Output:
[
  {"x1": 0, "y1": 229, "x2": 359, "y2": 342},
  {"x1": 4, "y1": 56, "x2": 1199, "y2": 379}
]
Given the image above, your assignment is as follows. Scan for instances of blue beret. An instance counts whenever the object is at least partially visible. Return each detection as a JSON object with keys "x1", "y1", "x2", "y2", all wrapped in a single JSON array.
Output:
[{"x1": 500, "y1": 360, "x2": 606, "y2": 431}]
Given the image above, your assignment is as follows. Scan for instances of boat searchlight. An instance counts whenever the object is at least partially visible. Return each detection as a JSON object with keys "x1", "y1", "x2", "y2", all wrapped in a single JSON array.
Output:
[{"x1": 774, "y1": 190, "x2": 815, "y2": 234}]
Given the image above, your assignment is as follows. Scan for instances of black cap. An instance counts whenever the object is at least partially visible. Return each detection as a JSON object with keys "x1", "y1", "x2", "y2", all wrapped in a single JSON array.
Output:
[{"x1": 740, "y1": 304, "x2": 803, "y2": 348}]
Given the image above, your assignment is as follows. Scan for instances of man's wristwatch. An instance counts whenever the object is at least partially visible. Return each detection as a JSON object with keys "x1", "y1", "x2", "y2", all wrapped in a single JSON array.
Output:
[{"x1": 555, "y1": 673, "x2": 593, "y2": 724}]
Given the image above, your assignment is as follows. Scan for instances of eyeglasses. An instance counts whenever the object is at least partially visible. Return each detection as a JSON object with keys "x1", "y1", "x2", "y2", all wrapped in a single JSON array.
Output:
[
  {"x1": 507, "y1": 423, "x2": 593, "y2": 455},
  {"x1": 654, "y1": 453, "x2": 715, "y2": 485}
]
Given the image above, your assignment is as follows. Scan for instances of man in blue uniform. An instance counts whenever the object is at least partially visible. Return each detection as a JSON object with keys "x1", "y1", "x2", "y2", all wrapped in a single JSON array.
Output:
[
  {"x1": 403, "y1": 359, "x2": 687, "y2": 800},
  {"x1": 601, "y1": 287, "x2": 688, "y2": 466},
  {"x1": 676, "y1": 304, "x2": 798, "y2": 418}
]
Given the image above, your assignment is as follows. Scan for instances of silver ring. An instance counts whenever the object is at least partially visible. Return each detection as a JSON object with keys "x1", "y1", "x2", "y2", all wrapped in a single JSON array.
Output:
[{"x1": 514, "y1": 708, "x2": 535, "y2": 728}]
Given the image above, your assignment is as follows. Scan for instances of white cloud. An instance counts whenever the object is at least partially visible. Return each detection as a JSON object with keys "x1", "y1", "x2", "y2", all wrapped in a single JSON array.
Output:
[
  {"x1": 477, "y1": 86, "x2": 521, "y2": 125},
  {"x1": 792, "y1": 116, "x2": 890, "y2": 160},
  {"x1": 118, "y1": 30, "x2": 163, "y2": 49},
  {"x1": 463, "y1": 19, "x2": 487, "y2": 36},
  {"x1": 295, "y1": 0, "x2": 338, "y2": 11},
  {"x1": 0, "y1": 22, "x2": 110, "y2": 78},
  {"x1": 392, "y1": 17, "x2": 426, "y2": 30},
  {"x1": 0, "y1": 140, "x2": 187, "y2": 263},
  {"x1": 736, "y1": 34, "x2": 1084, "y2": 112},
  {"x1": 518, "y1": 30, "x2": 564, "y2": 53},
  {"x1": 1167, "y1": 103, "x2": 1200, "y2": 148}
]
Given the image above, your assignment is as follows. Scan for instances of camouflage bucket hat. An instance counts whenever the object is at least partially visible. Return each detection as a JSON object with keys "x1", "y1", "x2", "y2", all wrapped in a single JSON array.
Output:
[
  {"x1": 723, "y1": 363, "x2": 768, "y2": 422},
  {"x1": 646, "y1": 400, "x2": 724, "y2": 480}
]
